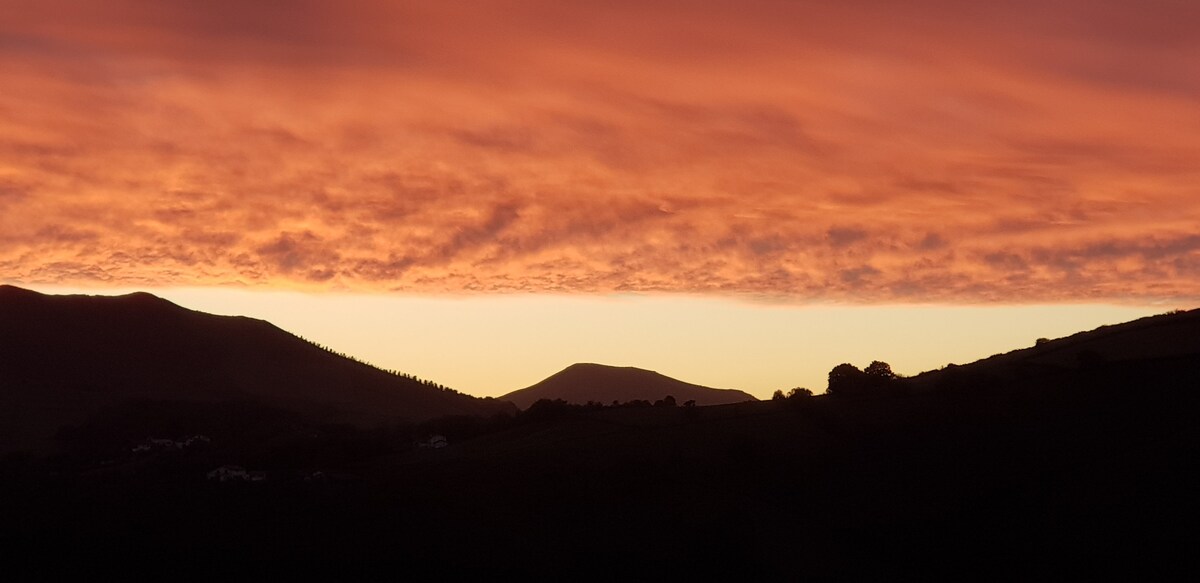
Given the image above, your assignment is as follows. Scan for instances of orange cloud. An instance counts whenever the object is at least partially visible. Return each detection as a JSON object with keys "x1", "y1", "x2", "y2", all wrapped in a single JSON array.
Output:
[{"x1": 2, "y1": 1, "x2": 1199, "y2": 301}]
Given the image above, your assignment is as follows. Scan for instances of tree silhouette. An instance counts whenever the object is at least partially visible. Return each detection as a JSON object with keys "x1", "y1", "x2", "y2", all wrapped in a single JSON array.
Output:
[
  {"x1": 787, "y1": 387, "x2": 813, "y2": 399},
  {"x1": 864, "y1": 360, "x2": 895, "y2": 381},
  {"x1": 865, "y1": 360, "x2": 903, "y2": 395},
  {"x1": 829, "y1": 361, "x2": 899, "y2": 397},
  {"x1": 827, "y1": 363, "x2": 867, "y2": 397}
]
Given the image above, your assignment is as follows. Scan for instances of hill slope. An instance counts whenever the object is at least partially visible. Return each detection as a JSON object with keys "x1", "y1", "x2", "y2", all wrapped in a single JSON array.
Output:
[
  {"x1": 0, "y1": 285, "x2": 511, "y2": 452},
  {"x1": 501, "y1": 363, "x2": 757, "y2": 409},
  {"x1": 908, "y1": 307, "x2": 1200, "y2": 390}
]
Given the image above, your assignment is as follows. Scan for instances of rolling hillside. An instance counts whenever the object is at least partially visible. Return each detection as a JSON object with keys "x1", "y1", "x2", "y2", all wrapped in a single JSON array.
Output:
[
  {"x1": 907, "y1": 307, "x2": 1200, "y2": 390},
  {"x1": 0, "y1": 285, "x2": 511, "y2": 452}
]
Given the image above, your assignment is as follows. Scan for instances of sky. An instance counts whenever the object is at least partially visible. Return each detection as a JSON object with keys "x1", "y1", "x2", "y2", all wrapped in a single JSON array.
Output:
[{"x1": 2, "y1": 1, "x2": 1197, "y2": 396}]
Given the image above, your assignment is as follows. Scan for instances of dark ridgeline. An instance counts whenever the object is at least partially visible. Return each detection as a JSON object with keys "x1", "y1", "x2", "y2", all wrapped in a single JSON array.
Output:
[
  {"x1": 2, "y1": 285, "x2": 1199, "y2": 578},
  {"x1": 0, "y1": 285, "x2": 512, "y2": 453},
  {"x1": 500, "y1": 362, "x2": 757, "y2": 409}
]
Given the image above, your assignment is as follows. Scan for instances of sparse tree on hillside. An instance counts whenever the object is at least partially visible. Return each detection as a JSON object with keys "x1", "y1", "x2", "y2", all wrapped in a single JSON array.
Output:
[
  {"x1": 828, "y1": 363, "x2": 867, "y2": 397},
  {"x1": 787, "y1": 387, "x2": 813, "y2": 399},
  {"x1": 828, "y1": 361, "x2": 901, "y2": 397},
  {"x1": 864, "y1": 361, "x2": 895, "y2": 381}
]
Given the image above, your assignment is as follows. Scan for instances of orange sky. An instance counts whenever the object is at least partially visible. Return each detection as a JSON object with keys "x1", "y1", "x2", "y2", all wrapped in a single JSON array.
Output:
[{"x1": 3, "y1": 1, "x2": 1200, "y2": 302}]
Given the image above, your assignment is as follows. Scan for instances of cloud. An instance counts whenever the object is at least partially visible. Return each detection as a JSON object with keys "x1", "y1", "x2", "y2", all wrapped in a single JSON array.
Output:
[
  {"x1": 1, "y1": 1, "x2": 1198, "y2": 302},
  {"x1": 255, "y1": 231, "x2": 340, "y2": 277},
  {"x1": 827, "y1": 227, "x2": 869, "y2": 248},
  {"x1": 917, "y1": 233, "x2": 947, "y2": 251}
]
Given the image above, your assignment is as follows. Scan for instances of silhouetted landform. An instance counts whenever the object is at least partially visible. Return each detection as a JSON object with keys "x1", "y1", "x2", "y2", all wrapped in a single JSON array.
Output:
[
  {"x1": 3, "y1": 296, "x2": 1199, "y2": 577},
  {"x1": 906, "y1": 307, "x2": 1200, "y2": 391},
  {"x1": 0, "y1": 285, "x2": 511, "y2": 452},
  {"x1": 500, "y1": 362, "x2": 757, "y2": 409}
]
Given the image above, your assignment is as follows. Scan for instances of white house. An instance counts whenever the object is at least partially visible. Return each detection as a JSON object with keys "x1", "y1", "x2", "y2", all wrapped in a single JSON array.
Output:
[
  {"x1": 207, "y1": 465, "x2": 265, "y2": 482},
  {"x1": 419, "y1": 434, "x2": 449, "y2": 449}
]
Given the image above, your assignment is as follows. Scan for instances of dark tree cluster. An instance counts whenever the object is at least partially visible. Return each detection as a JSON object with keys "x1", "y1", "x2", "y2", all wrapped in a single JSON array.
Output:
[
  {"x1": 774, "y1": 387, "x2": 814, "y2": 402},
  {"x1": 516, "y1": 395, "x2": 684, "y2": 424},
  {"x1": 827, "y1": 360, "x2": 902, "y2": 398}
]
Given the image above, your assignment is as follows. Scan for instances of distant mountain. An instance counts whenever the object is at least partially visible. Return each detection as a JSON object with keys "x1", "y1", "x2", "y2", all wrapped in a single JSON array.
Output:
[
  {"x1": 0, "y1": 285, "x2": 512, "y2": 452},
  {"x1": 501, "y1": 363, "x2": 757, "y2": 409}
]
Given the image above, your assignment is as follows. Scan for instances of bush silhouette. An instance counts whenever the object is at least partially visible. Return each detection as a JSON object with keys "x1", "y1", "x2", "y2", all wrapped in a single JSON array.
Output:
[{"x1": 828, "y1": 363, "x2": 867, "y2": 397}]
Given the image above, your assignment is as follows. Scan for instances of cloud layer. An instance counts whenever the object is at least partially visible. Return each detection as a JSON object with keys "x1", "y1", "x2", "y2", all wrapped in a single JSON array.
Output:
[{"x1": 2, "y1": 1, "x2": 1199, "y2": 302}]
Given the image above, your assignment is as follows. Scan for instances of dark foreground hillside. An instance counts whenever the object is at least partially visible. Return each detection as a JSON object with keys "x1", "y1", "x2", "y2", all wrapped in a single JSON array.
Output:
[
  {"x1": 0, "y1": 286, "x2": 511, "y2": 452},
  {"x1": 3, "y1": 351, "x2": 1199, "y2": 578}
]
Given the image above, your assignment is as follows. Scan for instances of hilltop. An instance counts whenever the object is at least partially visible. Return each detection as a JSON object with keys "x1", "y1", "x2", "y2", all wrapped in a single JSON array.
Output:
[{"x1": 500, "y1": 362, "x2": 757, "y2": 409}]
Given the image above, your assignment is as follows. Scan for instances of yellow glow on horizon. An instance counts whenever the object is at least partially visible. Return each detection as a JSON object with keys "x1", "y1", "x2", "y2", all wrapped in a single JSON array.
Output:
[{"x1": 15, "y1": 284, "x2": 1176, "y2": 399}]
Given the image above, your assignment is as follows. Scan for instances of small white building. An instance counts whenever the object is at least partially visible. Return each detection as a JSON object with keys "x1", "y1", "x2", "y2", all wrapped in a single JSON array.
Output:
[
  {"x1": 419, "y1": 434, "x2": 449, "y2": 449},
  {"x1": 207, "y1": 465, "x2": 265, "y2": 482},
  {"x1": 207, "y1": 465, "x2": 248, "y2": 481},
  {"x1": 132, "y1": 435, "x2": 210, "y2": 453}
]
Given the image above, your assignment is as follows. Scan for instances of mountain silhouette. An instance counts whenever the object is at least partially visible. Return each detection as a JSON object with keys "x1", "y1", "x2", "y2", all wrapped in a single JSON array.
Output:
[
  {"x1": 0, "y1": 285, "x2": 511, "y2": 452},
  {"x1": 907, "y1": 307, "x2": 1200, "y2": 390},
  {"x1": 500, "y1": 362, "x2": 757, "y2": 409}
]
